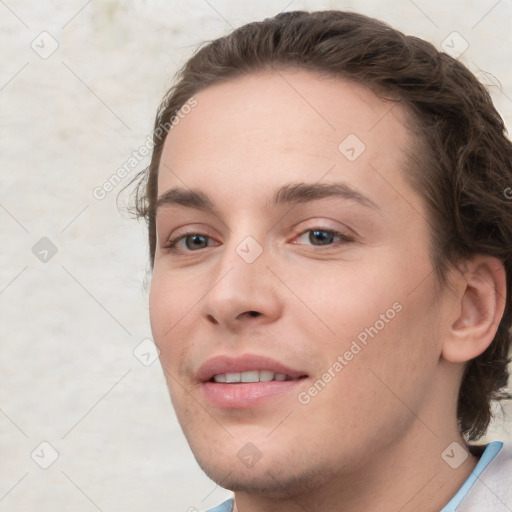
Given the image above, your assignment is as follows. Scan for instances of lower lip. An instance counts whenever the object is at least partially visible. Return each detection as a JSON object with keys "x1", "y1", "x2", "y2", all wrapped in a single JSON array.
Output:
[{"x1": 201, "y1": 380, "x2": 304, "y2": 409}]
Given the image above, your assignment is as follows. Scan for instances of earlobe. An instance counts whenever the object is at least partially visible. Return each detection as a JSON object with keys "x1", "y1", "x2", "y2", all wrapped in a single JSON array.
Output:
[{"x1": 441, "y1": 256, "x2": 507, "y2": 363}]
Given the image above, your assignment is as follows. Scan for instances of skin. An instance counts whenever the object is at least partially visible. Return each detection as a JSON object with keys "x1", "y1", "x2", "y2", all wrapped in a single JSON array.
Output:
[{"x1": 149, "y1": 69, "x2": 506, "y2": 512}]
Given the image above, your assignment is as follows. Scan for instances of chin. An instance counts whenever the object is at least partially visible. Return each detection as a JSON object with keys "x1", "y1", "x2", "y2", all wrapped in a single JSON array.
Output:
[{"x1": 192, "y1": 446, "x2": 336, "y2": 499}]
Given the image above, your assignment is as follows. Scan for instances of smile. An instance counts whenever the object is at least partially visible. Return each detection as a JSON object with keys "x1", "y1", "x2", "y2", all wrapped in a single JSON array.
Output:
[
  {"x1": 197, "y1": 354, "x2": 308, "y2": 408},
  {"x1": 212, "y1": 371, "x2": 294, "y2": 383}
]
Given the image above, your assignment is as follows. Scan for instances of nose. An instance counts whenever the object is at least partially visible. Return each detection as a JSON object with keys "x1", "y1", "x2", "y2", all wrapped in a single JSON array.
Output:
[{"x1": 199, "y1": 237, "x2": 283, "y2": 332}]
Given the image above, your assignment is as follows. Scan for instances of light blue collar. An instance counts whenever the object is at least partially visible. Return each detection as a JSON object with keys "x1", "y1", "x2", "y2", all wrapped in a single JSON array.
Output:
[
  {"x1": 206, "y1": 498, "x2": 234, "y2": 512},
  {"x1": 441, "y1": 440, "x2": 503, "y2": 511}
]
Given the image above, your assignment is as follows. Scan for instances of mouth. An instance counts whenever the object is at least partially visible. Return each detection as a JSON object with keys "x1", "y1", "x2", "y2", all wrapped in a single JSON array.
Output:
[
  {"x1": 197, "y1": 354, "x2": 309, "y2": 409},
  {"x1": 211, "y1": 370, "x2": 300, "y2": 383}
]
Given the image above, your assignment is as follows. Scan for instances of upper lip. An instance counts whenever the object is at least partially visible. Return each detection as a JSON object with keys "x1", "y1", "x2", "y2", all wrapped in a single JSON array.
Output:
[{"x1": 196, "y1": 354, "x2": 308, "y2": 382}]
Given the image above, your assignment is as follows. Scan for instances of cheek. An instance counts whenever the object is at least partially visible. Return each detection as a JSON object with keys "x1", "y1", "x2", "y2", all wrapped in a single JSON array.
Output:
[
  {"x1": 149, "y1": 272, "x2": 172, "y2": 343},
  {"x1": 290, "y1": 302, "x2": 441, "y2": 457},
  {"x1": 317, "y1": 283, "x2": 440, "y2": 425},
  {"x1": 277, "y1": 256, "x2": 403, "y2": 343},
  {"x1": 281, "y1": 252, "x2": 441, "y2": 392},
  {"x1": 149, "y1": 276, "x2": 199, "y2": 414},
  {"x1": 149, "y1": 270, "x2": 196, "y2": 369}
]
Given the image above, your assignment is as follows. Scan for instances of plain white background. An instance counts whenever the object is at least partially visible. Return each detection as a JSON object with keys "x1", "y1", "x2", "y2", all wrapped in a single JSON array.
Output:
[{"x1": 1, "y1": 0, "x2": 511, "y2": 510}]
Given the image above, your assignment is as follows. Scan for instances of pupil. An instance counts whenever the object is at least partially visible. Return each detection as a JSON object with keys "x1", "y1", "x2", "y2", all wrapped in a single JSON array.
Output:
[
  {"x1": 310, "y1": 230, "x2": 333, "y2": 245},
  {"x1": 186, "y1": 234, "x2": 207, "y2": 250}
]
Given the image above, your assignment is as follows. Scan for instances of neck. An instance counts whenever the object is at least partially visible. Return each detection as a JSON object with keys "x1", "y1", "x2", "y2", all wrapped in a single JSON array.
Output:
[{"x1": 232, "y1": 427, "x2": 478, "y2": 512}]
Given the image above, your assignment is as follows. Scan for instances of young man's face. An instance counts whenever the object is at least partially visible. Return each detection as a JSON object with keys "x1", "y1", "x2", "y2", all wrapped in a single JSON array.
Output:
[{"x1": 150, "y1": 69, "x2": 458, "y2": 494}]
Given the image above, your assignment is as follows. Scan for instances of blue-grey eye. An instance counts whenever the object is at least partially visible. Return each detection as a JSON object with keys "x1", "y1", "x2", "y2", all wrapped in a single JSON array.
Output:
[
  {"x1": 184, "y1": 234, "x2": 209, "y2": 250},
  {"x1": 309, "y1": 230, "x2": 336, "y2": 245},
  {"x1": 293, "y1": 228, "x2": 350, "y2": 247}
]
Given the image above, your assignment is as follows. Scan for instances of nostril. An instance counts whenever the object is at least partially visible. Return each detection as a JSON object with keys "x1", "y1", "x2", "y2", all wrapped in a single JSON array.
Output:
[
  {"x1": 247, "y1": 311, "x2": 261, "y2": 317},
  {"x1": 206, "y1": 314, "x2": 219, "y2": 324}
]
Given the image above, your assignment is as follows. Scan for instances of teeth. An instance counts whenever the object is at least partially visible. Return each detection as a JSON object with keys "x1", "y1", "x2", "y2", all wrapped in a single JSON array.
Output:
[
  {"x1": 259, "y1": 370, "x2": 274, "y2": 382},
  {"x1": 212, "y1": 371, "x2": 290, "y2": 383},
  {"x1": 241, "y1": 371, "x2": 259, "y2": 383}
]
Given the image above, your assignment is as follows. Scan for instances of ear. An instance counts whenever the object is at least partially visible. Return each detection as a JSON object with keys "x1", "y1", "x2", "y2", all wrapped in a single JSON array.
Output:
[{"x1": 441, "y1": 255, "x2": 507, "y2": 363}]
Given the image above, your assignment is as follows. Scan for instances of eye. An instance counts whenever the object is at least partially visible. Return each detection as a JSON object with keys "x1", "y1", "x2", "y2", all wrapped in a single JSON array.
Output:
[
  {"x1": 164, "y1": 233, "x2": 218, "y2": 253},
  {"x1": 293, "y1": 229, "x2": 352, "y2": 246}
]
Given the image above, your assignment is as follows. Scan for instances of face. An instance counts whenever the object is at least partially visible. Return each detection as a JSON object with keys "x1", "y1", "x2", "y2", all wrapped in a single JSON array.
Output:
[{"x1": 150, "y1": 69, "x2": 452, "y2": 494}]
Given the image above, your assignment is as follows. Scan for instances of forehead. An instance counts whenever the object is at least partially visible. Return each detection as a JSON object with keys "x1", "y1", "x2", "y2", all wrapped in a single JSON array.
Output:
[{"x1": 158, "y1": 68, "x2": 419, "y2": 213}]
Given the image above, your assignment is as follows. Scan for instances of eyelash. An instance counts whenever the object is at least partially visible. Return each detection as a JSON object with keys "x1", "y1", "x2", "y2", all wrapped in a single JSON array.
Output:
[{"x1": 163, "y1": 228, "x2": 353, "y2": 254}]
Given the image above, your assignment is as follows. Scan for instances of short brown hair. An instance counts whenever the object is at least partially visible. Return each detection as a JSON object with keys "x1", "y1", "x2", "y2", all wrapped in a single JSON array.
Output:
[{"x1": 130, "y1": 10, "x2": 512, "y2": 440}]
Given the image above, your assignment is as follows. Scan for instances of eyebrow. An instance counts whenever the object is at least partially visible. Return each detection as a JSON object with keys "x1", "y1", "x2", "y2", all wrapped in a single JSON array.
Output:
[{"x1": 155, "y1": 182, "x2": 379, "y2": 214}]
